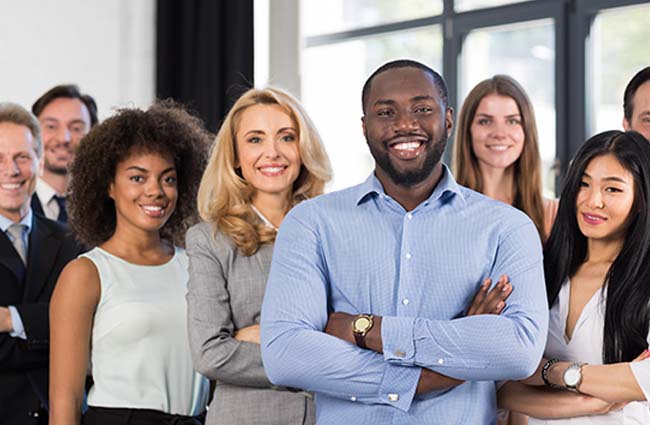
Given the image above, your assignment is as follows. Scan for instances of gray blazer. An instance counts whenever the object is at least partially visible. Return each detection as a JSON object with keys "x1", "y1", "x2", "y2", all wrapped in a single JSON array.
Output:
[{"x1": 186, "y1": 222, "x2": 315, "y2": 425}]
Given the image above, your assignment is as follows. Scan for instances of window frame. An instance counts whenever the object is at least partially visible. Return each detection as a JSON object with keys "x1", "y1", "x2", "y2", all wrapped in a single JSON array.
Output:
[{"x1": 288, "y1": 0, "x2": 650, "y2": 192}]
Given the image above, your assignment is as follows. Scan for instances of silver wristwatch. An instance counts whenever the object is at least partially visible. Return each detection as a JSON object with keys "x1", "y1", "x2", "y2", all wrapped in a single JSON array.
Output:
[{"x1": 562, "y1": 362, "x2": 587, "y2": 391}]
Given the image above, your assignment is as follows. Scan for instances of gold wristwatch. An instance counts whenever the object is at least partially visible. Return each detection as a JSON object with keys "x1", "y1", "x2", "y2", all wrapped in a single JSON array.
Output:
[{"x1": 352, "y1": 314, "x2": 374, "y2": 349}]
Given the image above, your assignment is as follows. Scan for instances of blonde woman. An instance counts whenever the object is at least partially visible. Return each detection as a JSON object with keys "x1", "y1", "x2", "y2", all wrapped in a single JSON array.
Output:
[
  {"x1": 186, "y1": 87, "x2": 332, "y2": 425},
  {"x1": 453, "y1": 75, "x2": 557, "y2": 242}
]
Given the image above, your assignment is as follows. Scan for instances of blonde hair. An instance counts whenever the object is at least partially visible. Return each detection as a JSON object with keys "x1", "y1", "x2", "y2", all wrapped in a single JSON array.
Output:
[
  {"x1": 197, "y1": 87, "x2": 332, "y2": 255},
  {"x1": 452, "y1": 75, "x2": 547, "y2": 240}
]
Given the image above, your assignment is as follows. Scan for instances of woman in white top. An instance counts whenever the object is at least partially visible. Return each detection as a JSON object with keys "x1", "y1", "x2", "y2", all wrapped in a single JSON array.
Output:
[
  {"x1": 498, "y1": 130, "x2": 650, "y2": 423},
  {"x1": 49, "y1": 101, "x2": 210, "y2": 425}
]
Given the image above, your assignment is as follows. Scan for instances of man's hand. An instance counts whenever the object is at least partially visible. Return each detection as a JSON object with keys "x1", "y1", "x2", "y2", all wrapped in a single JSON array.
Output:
[
  {"x1": 0, "y1": 307, "x2": 13, "y2": 333},
  {"x1": 325, "y1": 312, "x2": 383, "y2": 353},
  {"x1": 234, "y1": 324, "x2": 261, "y2": 344},
  {"x1": 466, "y1": 275, "x2": 512, "y2": 316}
]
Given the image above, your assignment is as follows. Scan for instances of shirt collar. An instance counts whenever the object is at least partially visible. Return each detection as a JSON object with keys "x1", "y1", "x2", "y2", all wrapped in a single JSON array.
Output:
[
  {"x1": 355, "y1": 164, "x2": 466, "y2": 207},
  {"x1": 35, "y1": 178, "x2": 62, "y2": 204},
  {"x1": 0, "y1": 209, "x2": 33, "y2": 233}
]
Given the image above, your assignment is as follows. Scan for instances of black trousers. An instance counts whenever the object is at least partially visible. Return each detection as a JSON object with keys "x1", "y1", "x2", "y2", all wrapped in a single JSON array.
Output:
[{"x1": 83, "y1": 406, "x2": 204, "y2": 425}]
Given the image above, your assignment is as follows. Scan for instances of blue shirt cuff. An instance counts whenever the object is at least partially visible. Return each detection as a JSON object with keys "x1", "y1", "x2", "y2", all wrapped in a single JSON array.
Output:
[
  {"x1": 8, "y1": 306, "x2": 27, "y2": 339},
  {"x1": 382, "y1": 315, "x2": 416, "y2": 365},
  {"x1": 360, "y1": 362, "x2": 420, "y2": 412}
]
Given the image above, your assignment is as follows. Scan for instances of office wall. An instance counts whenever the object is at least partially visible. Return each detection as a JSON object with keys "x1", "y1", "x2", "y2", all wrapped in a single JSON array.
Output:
[{"x1": 0, "y1": 0, "x2": 155, "y2": 119}]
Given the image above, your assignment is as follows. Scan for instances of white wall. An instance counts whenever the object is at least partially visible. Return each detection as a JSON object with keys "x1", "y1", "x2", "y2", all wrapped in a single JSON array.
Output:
[{"x1": 0, "y1": 0, "x2": 155, "y2": 119}]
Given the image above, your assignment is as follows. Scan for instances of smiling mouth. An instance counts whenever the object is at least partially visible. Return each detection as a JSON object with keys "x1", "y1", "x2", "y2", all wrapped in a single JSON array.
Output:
[
  {"x1": 387, "y1": 137, "x2": 427, "y2": 160},
  {"x1": 486, "y1": 145, "x2": 512, "y2": 152},
  {"x1": 0, "y1": 182, "x2": 24, "y2": 192},
  {"x1": 258, "y1": 166, "x2": 288, "y2": 176},
  {"x1": 582, "y1": 212, "x2": 607, "y2": 225},
  {"x1": 140, "y1": 204, "x2": 167, "y2": 218}
]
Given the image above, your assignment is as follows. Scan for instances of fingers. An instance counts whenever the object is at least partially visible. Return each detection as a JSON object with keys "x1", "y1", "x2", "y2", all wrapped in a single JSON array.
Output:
[
  {"x1": 466, "y1": 278, "x2": 491, "y2": 316},
  {"x1": 483, "y1": 277, "x2": 513, "y2": 314}
]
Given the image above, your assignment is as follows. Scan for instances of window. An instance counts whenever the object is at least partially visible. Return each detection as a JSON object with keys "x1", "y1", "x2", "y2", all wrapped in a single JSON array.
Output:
[
  {"x1": 455, "y1": 0, "x2": 533, "y2": 12},
  {"x1": 302, "y1": 0, "x2": 442, "y2": 37},
  {"x1": 302, "y1": 26, "x2": 443, "y2": 189},
  {"x1": 263, "y1": 0, "x2": 650, "y2": 193},
  {"x1": 460, "y1": 19, "x2": 555, "y2": 194},
  {"x1": 588, "y1": 3, "x2": 650, "y2": 135}
]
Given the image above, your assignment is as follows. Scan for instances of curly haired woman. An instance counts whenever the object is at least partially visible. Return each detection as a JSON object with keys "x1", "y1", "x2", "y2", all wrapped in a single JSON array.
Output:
[{"x1": 49, "y1": 101, "x2": 211, "y2": 425}]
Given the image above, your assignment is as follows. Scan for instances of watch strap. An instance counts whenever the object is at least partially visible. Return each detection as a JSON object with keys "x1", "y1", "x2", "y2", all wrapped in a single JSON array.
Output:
[{"x1": 354, "y1": 332, "x2": 367, "y2": 349}]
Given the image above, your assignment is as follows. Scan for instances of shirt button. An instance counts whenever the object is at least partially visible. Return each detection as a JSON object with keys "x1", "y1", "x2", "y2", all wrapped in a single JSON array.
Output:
[
  {"x1": 394, "y1": 350, "x2": 406, "y2": 358},
  {"x1": 350, "y1": 396, "x2": 357, "y2": 402},
  {"x1": 407, "y1": 213, "x2": 413, "y2": 220},
  {"x1": 438, "y1": 358, "x2": 444, "y2": 365},
  {"x1": 405, "y1": 253, "x2": 412, "y2": 260},
  {"x1": 402, "y1": 298, "x2": 409, "y2": 305},
  {"x1": 388, "y1": 393, "x2": 399, "y2": 402}
]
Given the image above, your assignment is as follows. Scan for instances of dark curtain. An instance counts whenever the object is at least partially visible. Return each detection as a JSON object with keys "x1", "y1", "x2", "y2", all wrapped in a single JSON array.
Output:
[{"x1": 156, "y1": 0, "x2": 254, "y2": 133}]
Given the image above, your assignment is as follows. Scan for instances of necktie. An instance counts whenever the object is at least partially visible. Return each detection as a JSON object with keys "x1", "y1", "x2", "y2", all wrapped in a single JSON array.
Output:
[
  {"x1": 6, "y1": 224, "x2": 27, "y2": 265},
  {"x1": 54, "y1": 195, "x2": 68, "y2": 222}
]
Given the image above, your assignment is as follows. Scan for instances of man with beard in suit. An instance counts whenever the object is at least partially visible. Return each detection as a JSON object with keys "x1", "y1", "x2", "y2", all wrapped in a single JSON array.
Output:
[{"x1": 30, "y1": 85, "x2": 97, "y2": 223}]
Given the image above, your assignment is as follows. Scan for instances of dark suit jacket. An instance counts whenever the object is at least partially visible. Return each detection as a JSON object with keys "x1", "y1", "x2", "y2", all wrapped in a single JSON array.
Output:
[
  {"x1": 0, "y1": 213, "x2": 82, "y2": 425},
  {"x1": 30, "y1": 194, "x2": 45, "y2": 218}
]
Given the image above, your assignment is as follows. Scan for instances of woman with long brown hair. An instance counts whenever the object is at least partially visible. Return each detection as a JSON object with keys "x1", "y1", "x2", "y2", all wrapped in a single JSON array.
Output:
[{"x1": 453, "y1": 75, "x2": 557, "y2": 241}]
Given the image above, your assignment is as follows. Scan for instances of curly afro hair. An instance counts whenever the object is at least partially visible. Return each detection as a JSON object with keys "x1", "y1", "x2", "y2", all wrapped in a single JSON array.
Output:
[{"x1": 68, "y1": 100, "x2": 211, "y2": 247}]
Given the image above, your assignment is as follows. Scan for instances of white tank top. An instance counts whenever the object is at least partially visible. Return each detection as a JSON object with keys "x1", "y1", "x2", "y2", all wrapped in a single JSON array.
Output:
[{"x1": 81, "y1": 247, "x2": 208, "y2": 415}]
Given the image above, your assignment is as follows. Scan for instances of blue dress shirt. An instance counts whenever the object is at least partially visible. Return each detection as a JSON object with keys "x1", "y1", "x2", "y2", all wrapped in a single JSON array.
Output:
[
  {"x1": 0, "y1": 209, "x2": 32, "y2": 339},
  {"x1": 261, "y1": 166, "x2": 549, "y2": 424}
]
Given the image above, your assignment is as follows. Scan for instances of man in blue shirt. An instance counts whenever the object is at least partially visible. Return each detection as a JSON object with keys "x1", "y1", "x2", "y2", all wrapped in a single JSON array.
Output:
[{"x1": 261, "y1": 60, "x2": 548, "y2": 424}]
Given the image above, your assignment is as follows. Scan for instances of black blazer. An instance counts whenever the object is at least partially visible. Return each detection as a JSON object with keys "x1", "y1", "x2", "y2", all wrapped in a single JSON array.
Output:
[
  {"x1": 0, "y1": 213, "x2": 82, "y2": 425},
  {"x1": 30, "y1": 194, "x2": 45, "y2": 218}
]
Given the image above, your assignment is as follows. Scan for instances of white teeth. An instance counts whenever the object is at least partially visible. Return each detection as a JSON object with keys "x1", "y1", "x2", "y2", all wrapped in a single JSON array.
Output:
[
  {"x1": 487, "y1": 145, "x2": 509, "y2": 152},
  {"x1": 142, "y1": 205, "x2": 163, "y2": 212},
  {"x1": 260, "y1": 167, "x2": 284, "y2": 173},
  {"x1": 1, "y1": 183, "x2": 21, "y2": 190},
  {"x1": 393, "y1": 141, "x2": 422, "y2": 151}
]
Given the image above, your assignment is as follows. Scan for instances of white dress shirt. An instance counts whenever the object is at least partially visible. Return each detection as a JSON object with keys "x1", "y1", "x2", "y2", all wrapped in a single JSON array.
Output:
[
  {"x1": 34, "y1": 178, "x2": 64, "y2": 220},
  {"x1": 529, "y1": 280, "x2": 650, "y2": 424}
]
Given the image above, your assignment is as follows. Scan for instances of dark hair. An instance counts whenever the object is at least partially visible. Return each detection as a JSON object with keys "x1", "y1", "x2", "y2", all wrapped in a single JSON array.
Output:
[
  {"x1": 32, "y1": 84, "x2": 99, "y2": 126},
  {"x1": 545, "y1": 130, "x2": 650, "y2": 363},
  {"x1": 623, "y1": 66, "x2": 650, "y2": 122},
  {"x1": 68, "y1": 99, "x2": 210, "y2": 247},
  {"x1": 361, "y1": 59, "x2": 448, "y2": 114}
]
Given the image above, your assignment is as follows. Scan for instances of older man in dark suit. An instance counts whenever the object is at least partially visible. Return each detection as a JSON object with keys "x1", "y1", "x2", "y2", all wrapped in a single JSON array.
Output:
[{"x1": 0, "y1": 102, "x2": 82, "y2": 425}]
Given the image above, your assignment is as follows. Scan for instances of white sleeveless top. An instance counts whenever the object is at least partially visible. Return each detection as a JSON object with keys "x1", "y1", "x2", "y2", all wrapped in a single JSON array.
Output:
[
  {"x1": 82, "y1": 247, "x2": 208, "y2": 415},
  {"x1": 529, "y1": 280, "x2": 650, "y2": 424}
]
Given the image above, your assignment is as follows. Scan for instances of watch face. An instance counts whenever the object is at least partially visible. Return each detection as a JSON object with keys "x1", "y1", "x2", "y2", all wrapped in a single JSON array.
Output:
[
  {"x1": 353, "y1": 317, "x2": 372, "y2": 333},
  {"x1": 564, "y1": 368, "x2": 581, "y2": 387}
]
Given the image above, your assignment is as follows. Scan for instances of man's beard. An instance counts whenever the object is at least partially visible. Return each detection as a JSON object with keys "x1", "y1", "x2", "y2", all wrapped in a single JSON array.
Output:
[
  {"x1": 368, "y1": 133, "x2": 447, "y2": 186},
  {"x1": 44, "y1": 158, "x2": 69, "y2": 176}
]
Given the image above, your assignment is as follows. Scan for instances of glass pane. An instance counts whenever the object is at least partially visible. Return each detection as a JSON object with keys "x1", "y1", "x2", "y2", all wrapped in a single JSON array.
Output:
[
  {"x1": 301, "y1": 0, "x2": 443, "y2": 37},
  {"x1": 302, "y1": 26, "x2": 443, "y2": 190},
  {"x1": 455, "y1": 0, "x2": 533, "y2": 12},
  {"x1": 589, "y1": 3, "x2": 650, "y2": 136},
  {"x1": 459, "y1": 19, "x2": 556, "y2": 195}
]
